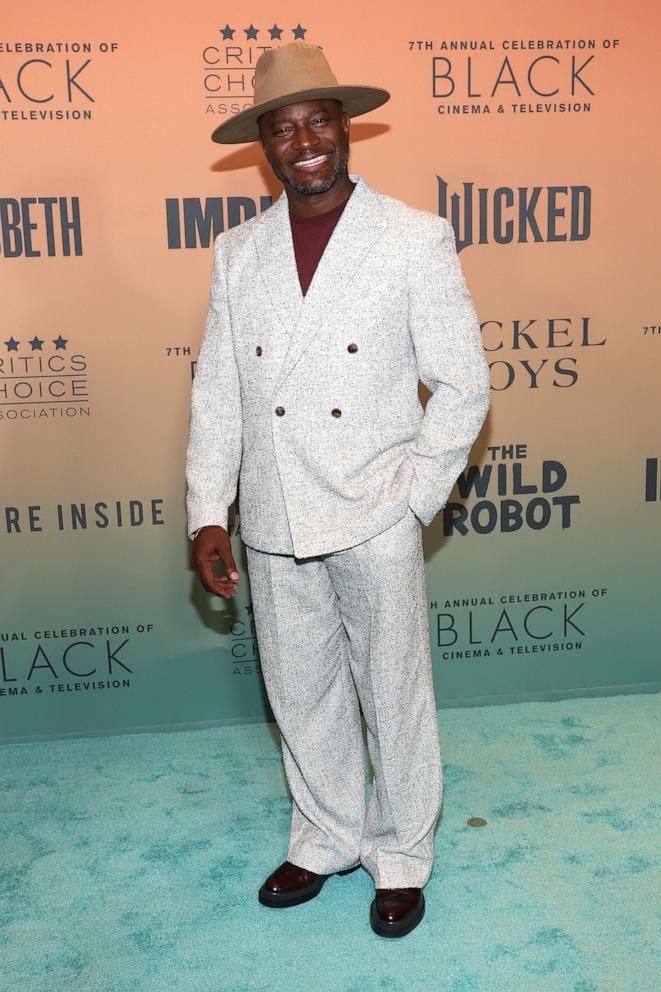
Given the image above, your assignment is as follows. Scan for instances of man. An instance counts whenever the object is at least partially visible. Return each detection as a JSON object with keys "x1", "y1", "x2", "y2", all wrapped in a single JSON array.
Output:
[{"x1": 186, "y1": 40, "x2": 491, "y2": 938}]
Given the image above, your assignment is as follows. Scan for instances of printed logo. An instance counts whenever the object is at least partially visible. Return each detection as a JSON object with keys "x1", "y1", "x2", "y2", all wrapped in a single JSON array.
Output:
[
  {"x1": 0, "y1": 623, "x2": 155, "y2": 700},
  {"x1": 2, "y1": 499, "x2": 165, "y2": 532},
  {"x1": 0, "y1": 41, "x2": 120, "y2": 126},
  {"x1": 203, "y1": 22, "x2": 310, "y2": 122},
  {"x1": 0, "y1": 332, "x2": 90, "y2": 420},
  {"x1": 406, "y1": 35, "x2": 621, "y2": 118},
  {"x1": 165, "y1": 193, "x2": 273, "y2": 248},
  {"x1": 229, "y1": 603, "x2": 263, "y2": 678},
  {"x1": 483, "y1": 315, "x2": 606, "y2": 391},
  {"x1": 437, "y1": 178, "x2": 591, "y2": 250},
  {"x1": 0, "y1": 197, "x2": 82, "y2": 257},
  {"x1": 428, "y1": 586, "x2": 607, "y2": 662},
  {"x1": 444, "y1": 442, "x2": 580, "y2": 536},
  {"x1": 644, "y1": 458, "x2": 661, "y2": 502}
]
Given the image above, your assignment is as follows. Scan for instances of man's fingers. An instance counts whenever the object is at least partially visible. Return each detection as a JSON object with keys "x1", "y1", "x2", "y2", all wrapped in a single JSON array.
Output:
[
  {"x1": 202, "y1": 575, "x2": 238, "y2": 598},
  {"x1": 218, "y1": 548, "x2": 239, "y2": 581},
  {"x1": 210, "y1": 578, "x2": 238, "y2": 599},
  {"x1": 190, "y1": 528, "x2": 240, "y2": 598},
  {"x1": 196, "y1": 559, "x2": 239, "y2": 597}
]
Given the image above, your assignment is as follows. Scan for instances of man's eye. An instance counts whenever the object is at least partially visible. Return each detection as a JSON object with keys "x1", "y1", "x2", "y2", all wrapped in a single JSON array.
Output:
[{"x1": 273, "y1": 117, "x2": 327, "y2": 136}]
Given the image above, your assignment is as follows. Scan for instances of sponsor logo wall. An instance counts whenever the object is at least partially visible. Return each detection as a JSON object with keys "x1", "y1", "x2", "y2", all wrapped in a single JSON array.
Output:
[{"x1": 2, "y1": 2, "x2": 660, "y2": 741}]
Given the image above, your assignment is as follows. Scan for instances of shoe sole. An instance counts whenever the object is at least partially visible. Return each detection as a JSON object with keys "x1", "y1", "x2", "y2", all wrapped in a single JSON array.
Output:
[
  {"x1": 258, "y1": 862, "x2": 362, "y2": 908},
  {"x1": 369, "y1": 892, "x2": 425, "y2": 938}
]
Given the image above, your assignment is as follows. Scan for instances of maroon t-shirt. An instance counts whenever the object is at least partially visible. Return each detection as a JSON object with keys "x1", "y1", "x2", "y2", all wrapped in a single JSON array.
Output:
[{"x1": 289, "y1": 184, "x2": 355, "y2": 295}]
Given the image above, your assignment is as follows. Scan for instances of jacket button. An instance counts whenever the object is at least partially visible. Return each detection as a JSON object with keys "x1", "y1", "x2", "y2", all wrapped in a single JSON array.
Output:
[
  {"x1": 331, "y1": 407, "x2": 342, "y2": 417},
  {"x1": 347, "y1": 342, "x2": 358, "y2": 353},
  {"x1": 256, "y1": 345, "x2": 262, "y2": 355},
  {"x1": 275, "y1": 406, "x2": 285, "y2": 416}
]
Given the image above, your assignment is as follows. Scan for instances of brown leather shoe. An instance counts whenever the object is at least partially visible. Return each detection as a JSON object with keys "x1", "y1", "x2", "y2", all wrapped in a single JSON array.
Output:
[
  {"x1": 258, "y1": 859, "x2": 361, "y2": 908},
  {"x1": 370, "y1": 887, "x2": 425, "y2": 937}
]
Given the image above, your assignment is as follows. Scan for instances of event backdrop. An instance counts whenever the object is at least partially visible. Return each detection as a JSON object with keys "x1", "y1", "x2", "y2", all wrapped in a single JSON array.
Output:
[{"x1": 2, "y1": 2, "x2": 660, "y2": 742}]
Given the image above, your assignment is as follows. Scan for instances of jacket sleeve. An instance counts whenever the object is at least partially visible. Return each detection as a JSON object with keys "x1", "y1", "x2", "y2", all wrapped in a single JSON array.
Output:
[
  {"x1": 185, "y1": 233, "x2": 243, "y2": 540},
  {"x1": 404, "y1": 215, "x2": 491, "y2": 526}
]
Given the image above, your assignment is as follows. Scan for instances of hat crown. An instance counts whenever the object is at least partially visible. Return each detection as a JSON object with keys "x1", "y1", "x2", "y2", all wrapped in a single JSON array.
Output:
[
  {"x1": 210, "y1": 39, "x2": 389, "y2": 143},
  {"x1": 255, "y1": 41, "x2": 340, "y2": 107}
]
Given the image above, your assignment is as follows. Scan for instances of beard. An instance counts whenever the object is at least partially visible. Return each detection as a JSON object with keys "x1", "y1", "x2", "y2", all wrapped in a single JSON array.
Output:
[{"x1": 272, "y1": 144, "x2": 351, "y2": 196}]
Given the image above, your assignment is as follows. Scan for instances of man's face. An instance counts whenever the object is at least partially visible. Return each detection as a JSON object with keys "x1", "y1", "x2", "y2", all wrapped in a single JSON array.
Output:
[{"x1": 257, "y1": 98, "x2": 350, "y2": 196}]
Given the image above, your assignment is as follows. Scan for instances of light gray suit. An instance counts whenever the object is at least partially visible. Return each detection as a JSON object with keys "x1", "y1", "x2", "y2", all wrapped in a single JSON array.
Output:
[
  {"x1": 185, "y1": 172, "x2": 491, "y2": 556},
  {"x1": 185, "y1": 172, "x2": 491, "y2": 888}
]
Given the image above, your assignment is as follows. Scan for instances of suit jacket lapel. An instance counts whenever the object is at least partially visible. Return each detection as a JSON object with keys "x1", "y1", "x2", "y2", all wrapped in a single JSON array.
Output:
[{"x1": 251, "y1": 173, "x2": 389, "y2": 396}]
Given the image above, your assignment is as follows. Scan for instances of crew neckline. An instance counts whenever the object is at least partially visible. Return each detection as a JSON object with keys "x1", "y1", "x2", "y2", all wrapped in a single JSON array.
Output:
[{"x1": 289, "y1": 184, "x2": 355, "y2": 224}]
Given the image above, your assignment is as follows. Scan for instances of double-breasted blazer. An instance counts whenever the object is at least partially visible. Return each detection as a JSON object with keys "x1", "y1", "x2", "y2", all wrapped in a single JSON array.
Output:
[{"x1": 185, "y1": 171, "x2": 491, "y2": 558}]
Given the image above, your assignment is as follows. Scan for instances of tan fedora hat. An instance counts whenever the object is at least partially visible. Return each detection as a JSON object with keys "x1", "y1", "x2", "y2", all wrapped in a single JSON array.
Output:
[{"x1": 211, "y1": 40, "x2": 390, "y2": 144}]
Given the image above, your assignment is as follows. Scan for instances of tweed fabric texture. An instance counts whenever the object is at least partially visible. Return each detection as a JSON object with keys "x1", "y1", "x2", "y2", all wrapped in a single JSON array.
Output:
[
  {"x1": 185, "y1": 172, "x2": 491, "y2": 557},
  {"x1": 244, "y1": 506, "x2": 443, "y2": 888}
]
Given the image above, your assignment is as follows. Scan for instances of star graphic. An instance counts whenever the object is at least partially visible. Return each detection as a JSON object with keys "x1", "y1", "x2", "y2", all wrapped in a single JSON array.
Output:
[
  {"x1": 246, "y1": 603, "x2": 254, "y2": 615},
  {"x1": 220, "y1": 24, "x2": 235, "y2": 40},
  {"x1": 53, "y1": 335, "x2": 68, "y2": 350},
  {"x1": 292, "y1": 24, "x2": 307, "y2": 39},
  {"x1": 268, "y1": 23, "x2": 284, "y2": 40},
  {"x1": 244, "y1": 23, "x2": 259, "y2": 40},
  {"x1": 5, "y1": 336, "x2": 20, "y2": 351},
  {"x1": 29, "y1": 336, "x2": 44, "y2": 350}
]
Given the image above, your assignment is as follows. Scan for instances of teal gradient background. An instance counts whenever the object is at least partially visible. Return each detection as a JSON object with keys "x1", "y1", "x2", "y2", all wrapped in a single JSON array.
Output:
[{"x1": 2, "y1": 1, "x2": 660, "y2": 742}]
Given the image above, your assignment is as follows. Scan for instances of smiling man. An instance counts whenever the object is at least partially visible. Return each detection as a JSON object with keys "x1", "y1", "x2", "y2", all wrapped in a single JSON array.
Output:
[
  {"x1": 185, "y1": 40, "x2": 491, "y2": 938},
  {"x1": 260, "y1": 99, "x2": 351, "y2": 199}
]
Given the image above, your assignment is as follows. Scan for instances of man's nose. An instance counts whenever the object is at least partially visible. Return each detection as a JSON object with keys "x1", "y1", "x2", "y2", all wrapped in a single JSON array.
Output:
[{"x1": 291, "y1": 124, "x2": 320, "y2": 149}]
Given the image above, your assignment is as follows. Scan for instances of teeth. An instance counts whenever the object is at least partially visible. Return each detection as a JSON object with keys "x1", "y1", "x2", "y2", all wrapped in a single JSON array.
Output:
[{"x1": 294, "y1": 154, "x2": 328, "y2": 166}]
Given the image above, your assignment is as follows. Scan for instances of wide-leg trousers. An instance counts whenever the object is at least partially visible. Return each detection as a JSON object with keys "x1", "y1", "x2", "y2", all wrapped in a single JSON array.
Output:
[{"x1": 244, "y1": 506, "x2": 443, "y2": 889}]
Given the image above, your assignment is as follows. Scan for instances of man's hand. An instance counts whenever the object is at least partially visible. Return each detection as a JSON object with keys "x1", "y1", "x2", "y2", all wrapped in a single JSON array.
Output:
[{"x1": 190, "y1": 526, "x2": 239, "y2": 598}]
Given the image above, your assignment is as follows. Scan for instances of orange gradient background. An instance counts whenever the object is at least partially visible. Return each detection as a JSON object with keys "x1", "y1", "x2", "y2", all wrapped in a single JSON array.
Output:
[{"x1": 2, "y1": 1, "x2": 660, "y2": 741}]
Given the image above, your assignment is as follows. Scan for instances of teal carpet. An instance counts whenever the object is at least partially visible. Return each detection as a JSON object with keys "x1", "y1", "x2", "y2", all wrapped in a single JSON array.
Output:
[{"x1": 1, "y1": 692, "x2": 659, "y2": 992}]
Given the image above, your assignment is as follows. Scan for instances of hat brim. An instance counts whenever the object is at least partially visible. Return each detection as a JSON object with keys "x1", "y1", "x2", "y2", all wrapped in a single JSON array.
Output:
[{"x1": 210, "y1": 85, "x2": 390, "y2": 144}]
